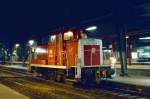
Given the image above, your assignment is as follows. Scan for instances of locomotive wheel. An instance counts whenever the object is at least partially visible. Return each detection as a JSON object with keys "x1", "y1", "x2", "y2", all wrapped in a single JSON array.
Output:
[
  {"x1": 56, "y1": 74, "x2": 61, "y2": 82},
  {"x1": 32, "y1": 70, "x2": 37, "y2": 77},
  {"x1": 81, "y1": 70, "x2": 92, "y2": 84},
  {"x1": 56, "y1": 73, "x2": 66, "y2": 83},
  {"x1": 60, "y1": 74, "x2": 66, "y2": 83},
  {"x1": 55, "y1": 71, "x2": 62, "y2": 82},
  {"x1": 81, "y1": 78, "x2": 87, "y2": 85},
  {"x1": 49, "y1": 72, "x2": 55, "y2": 81}
]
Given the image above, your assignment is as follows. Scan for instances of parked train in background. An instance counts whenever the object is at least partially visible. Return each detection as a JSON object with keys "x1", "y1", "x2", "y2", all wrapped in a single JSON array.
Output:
[{"x1": 30, "y1": 29, "x2": 115, "y2": 83}]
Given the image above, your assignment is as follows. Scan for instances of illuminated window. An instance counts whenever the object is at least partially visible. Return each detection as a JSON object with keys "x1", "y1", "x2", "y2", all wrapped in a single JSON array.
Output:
[
  {"x1": 64, "y1": 31, "x2": 73, "y2": 40},
  {"x1": 35, "y1": 47, "x2": 47, "y2": 54},
  {"x1": 132, "y1": 52, "x2": 138, "y2": 59}
]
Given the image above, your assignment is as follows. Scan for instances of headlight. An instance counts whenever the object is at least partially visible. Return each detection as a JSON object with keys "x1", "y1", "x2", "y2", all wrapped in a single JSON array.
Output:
[{"x1": 102, "y1": 70, "x2": 106, "y2": 76}]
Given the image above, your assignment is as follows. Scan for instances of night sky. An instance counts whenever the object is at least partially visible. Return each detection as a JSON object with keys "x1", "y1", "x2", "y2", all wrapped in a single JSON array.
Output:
[{"x1": 0, "y1": 0, "x2": 150, "y2": 46}]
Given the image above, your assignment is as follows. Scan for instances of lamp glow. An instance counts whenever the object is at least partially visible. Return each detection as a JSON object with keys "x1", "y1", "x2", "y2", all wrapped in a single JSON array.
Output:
[
  {"x1": 139, "y1": 37, "x2": 150, "y2": 40},
  {"x1": 86, "y1": 26, "x2": 97, "y2": 31},
  {"x1": 51, "y1": 35, "x2": 56, "y2": 40},
  {"x1": 15, "y1": 44, "x2": 20, "y2": 47},
  {"x1": 126, "y1": 36, "x2": 129, "y2": 39},
  {"x1": 28, "y1": 40, "x2": 34, "y2": 46}
]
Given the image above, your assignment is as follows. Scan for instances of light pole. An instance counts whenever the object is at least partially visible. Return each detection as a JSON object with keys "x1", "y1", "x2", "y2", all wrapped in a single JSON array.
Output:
[
  {"x1": 28, "y1": 40, "x2": 35, "y2": 72},
  {"x1": 14, "y1": 43, "x2": 20, "y2": 62}
]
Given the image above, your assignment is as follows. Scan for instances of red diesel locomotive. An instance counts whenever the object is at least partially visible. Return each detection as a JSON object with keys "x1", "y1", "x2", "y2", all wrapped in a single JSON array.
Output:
[{"x1": 30, "y1": 29, "x2": 115, "y2": 83}]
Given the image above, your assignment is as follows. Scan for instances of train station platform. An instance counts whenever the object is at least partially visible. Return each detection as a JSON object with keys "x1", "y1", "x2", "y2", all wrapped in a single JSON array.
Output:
[
  {"x1": 107, "y1": 75, "x2": 150, "y2": 97},
  {"x1": 0, "y1": 64, "x2": 28, "y2": 70},
  {"x1": 115, "y1": 64, "x2": 150, "y2": 77},
  {"x1": 0, "y1": 84, "x2": 29, "y2": 99},
  {"x1": 115, "y1": 64, "x2": 150, "y2": 70},
  {"x1": 108, "y1": 75, "x2": 150, "y2": 87}
]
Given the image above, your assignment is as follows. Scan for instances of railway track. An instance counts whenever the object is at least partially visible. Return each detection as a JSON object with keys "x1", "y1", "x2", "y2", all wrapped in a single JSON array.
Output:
[
  {"x1": 0, "y1": 68, "x2": 96, "y2": 99},
  {"x1": 0, "y1": 66, "x2": 149, "y2": 99}
]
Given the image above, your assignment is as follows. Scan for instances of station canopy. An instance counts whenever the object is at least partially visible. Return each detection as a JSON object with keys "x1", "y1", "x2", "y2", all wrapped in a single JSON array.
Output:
[{"x1": 0, "y1": 0, "x2": 150, "y2": 44}]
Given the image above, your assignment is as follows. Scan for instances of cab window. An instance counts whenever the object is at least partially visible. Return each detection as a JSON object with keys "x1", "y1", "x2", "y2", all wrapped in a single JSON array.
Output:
[{"x1": 64, "y1": 31, "x2": 73, "y2": 40}]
